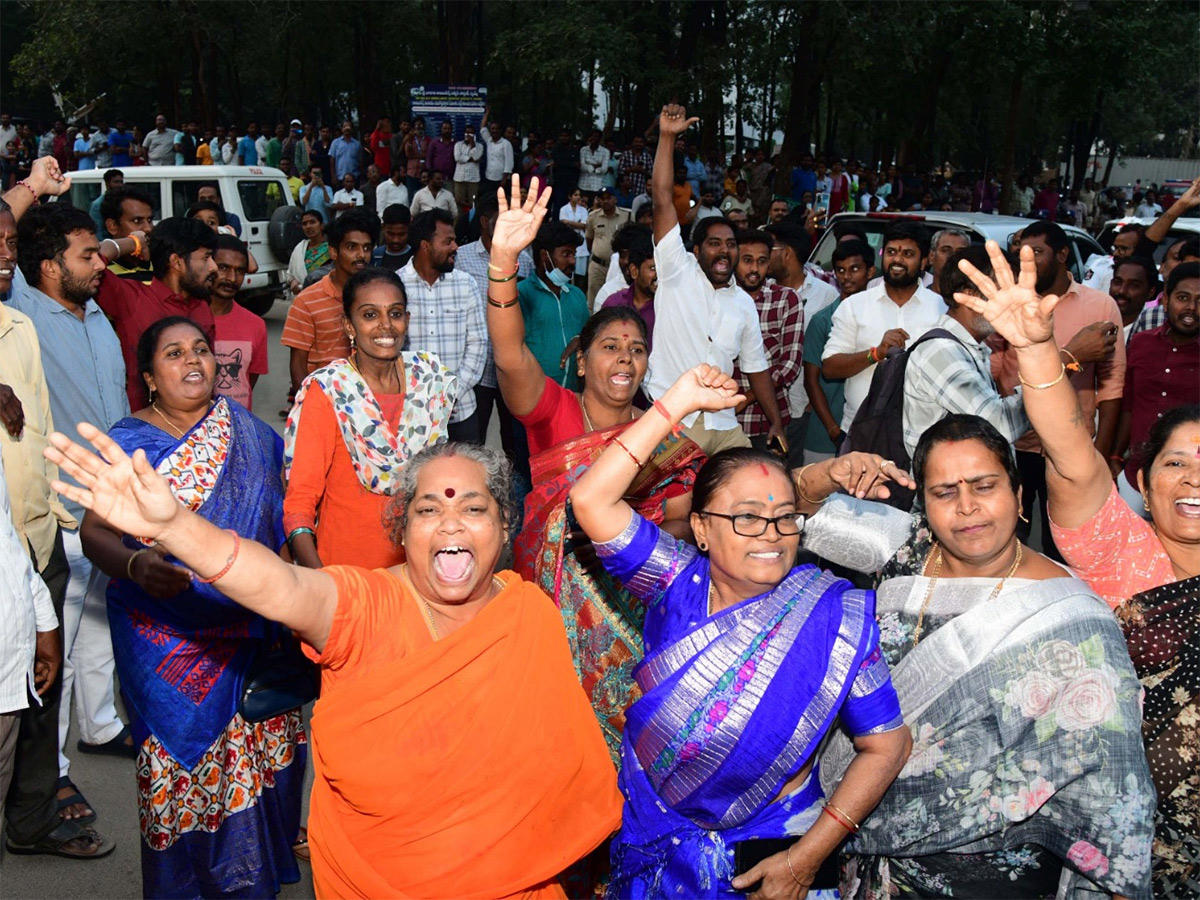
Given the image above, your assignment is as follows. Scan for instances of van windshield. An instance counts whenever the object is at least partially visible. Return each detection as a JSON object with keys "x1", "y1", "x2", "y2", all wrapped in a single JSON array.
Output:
[{"x1": 237, "y1": 179, "x2": 290, "y2": 222}]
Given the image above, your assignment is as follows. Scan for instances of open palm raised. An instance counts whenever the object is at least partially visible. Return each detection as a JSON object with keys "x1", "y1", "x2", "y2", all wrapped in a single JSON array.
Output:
[
  {"x1": 490, "y1": 174, "x2": 553, "y2": 257},
  {"x1": 44, "y1": 423, "x2": 183, "y2": 542},
  {"x1": 954, "y1": 241, "x2": 1059, "y2": 348}
]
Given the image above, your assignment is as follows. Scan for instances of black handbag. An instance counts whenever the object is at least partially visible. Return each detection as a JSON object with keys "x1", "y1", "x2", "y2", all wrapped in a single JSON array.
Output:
[{"x1": 239, "y1": 635, "x2": 320, "y2": 722}]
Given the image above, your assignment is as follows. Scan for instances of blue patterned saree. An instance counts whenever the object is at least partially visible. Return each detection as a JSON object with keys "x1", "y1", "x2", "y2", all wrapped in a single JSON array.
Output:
[
  {"x1": 105, "y1": 399, "x2": 305, "y2": 899},
  {"x1": 595, "y1": 512, "x2": 904, "y2": 899}
]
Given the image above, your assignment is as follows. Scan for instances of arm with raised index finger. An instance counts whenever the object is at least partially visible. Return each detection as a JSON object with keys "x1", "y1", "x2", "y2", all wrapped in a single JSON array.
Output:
[
  {"x1": 486, "y1": 174, "x2": 554, "y2": 417},
  {"x1": 45, "y1": 424, "x2": 339, "y2": 651},
  {"x1": 954, "y1": 242, "x2": 1112, "y2": 528},
  {"x1": 651, "y1": 104, "x2": 697, "y2": 243}
]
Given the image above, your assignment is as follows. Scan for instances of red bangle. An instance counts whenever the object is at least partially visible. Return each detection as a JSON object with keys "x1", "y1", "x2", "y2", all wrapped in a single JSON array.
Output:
[
  {"x1": 612, "y1": 437, "x2": 644, "y2": 468},
  {"x1": 194, "y1": 530, "x2": 241, "y2": 584},
  {"x1": 652, "y1": 400, "x2": 683, "y2": 437}
]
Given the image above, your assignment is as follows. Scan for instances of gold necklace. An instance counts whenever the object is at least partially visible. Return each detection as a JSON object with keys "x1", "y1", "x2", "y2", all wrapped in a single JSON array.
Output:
[
  {"x1": 578, "y1": 394, "x2": 633, "y2": 434},
  {"x1": 912, "y1": 541, "x2": 1023, "y2": 645},
  {"x1": 403, "y1": 564, "x2": 504, "y2": 641},
  {"x1": 152, "y1": 403, "x2": 193, "y2": 439}
]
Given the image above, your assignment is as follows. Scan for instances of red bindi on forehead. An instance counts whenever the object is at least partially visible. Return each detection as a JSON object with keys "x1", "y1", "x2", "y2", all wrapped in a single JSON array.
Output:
[{"x1": 444, "y1": 488, "x2": 456, "y2": 498}]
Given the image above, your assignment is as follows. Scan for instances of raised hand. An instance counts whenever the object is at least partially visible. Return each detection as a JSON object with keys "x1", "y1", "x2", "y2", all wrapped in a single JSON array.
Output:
[
  {"x1": 44, "y1": 423, "x2": 182, "y2": 542},
  {"x1": 658, "y1": 104, "x2": 699, "y2": 139},
  {"x1": 661, "y1": 364, "x2": 745, "y2": 417},
  {"x1": 491, "y1": 173, "x2": 552, "y2": 258},
  {"x1": 955, "y1": 241, "x2": 1059, "y2": 348},
  {"x1": 26, "y1": 155, "x2": 71, "y2": 197}
]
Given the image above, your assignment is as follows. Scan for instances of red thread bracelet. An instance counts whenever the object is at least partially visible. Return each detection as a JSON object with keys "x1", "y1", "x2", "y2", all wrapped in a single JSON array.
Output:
[
  {"x1": 652, "y1": 400, "x2": 683, "y2": 437},
  {"x1": 194, "y1": 530, "x2": 241, "y2": 584}
]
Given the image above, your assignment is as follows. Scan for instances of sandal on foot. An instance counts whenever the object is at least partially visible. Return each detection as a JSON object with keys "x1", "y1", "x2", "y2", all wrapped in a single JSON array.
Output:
[
  {"x1": 76, "y1": 724, "x2": 137, "y2": 759},
  {"x1": 55, "y1": 775, "x2": 97, "y2": 826},
  {"x1": 6, "y1": 821, "x2": 115, "y2": 860},
  {"x1": 293, "y1": 825, "x2": 310, "y2": 861}
]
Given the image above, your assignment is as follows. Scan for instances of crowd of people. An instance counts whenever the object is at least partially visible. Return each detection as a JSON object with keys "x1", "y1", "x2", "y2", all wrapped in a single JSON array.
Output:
[{"x1": 0, "y1": 91, "x2": 1196, "y2": 900}]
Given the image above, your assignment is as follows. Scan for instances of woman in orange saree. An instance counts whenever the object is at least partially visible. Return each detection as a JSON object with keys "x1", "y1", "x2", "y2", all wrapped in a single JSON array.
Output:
[{"x1": 46, "y1": 427, "x2": 622, "y2": 900}]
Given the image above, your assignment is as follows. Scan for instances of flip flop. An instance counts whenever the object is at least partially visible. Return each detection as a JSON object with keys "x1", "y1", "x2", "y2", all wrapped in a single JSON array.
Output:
[
  {"x1": 76, "y1": 724, "x2": 137, "y2": 759},
  {"x1": 55, "y1": 775, "x2": 97, "y2": 826},
  {"x1": 293, "y1": 825, "x2": 310, "y2": 862},
  {"x1": 6, "y1": 821, "x2": 115, "y2": 860}
]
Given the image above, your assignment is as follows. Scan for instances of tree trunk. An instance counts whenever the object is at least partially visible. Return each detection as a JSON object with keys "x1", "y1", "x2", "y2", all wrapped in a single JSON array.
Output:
[
  {"x1": 772, "y1": 1, "x2": 822, "y2": 193},
  {"x1": 997, "y1": 70, "x2": 1022, "y2": 215},
  {"x1": 1073, "y1": 88, "x2": 1104, "y2": 189},
  {"x1": 1102, "y1": 140, "x2": 1119, "y2": 187}
]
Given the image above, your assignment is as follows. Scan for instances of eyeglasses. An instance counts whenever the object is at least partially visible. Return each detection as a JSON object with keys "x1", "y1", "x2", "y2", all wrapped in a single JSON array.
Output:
[{"x1": 698, "y1": 510, "x2": 805, "y2": 537}]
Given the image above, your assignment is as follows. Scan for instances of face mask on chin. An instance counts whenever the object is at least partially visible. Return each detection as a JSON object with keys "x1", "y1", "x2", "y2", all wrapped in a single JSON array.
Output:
[{"x1": 546, "y1": 266, "x2": 572, "y2": 288}]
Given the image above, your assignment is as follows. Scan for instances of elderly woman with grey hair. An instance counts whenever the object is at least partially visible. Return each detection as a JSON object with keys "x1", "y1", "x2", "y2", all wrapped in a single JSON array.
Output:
[{"x1": 42, "y1": 433, "x2": 622, "y2": 900}]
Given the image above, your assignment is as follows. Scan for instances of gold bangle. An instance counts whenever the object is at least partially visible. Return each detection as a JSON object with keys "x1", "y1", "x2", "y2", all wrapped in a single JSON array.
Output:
[
  {"x1": 794, "y1": 463, "x2": 824, "y2": 506},
  {"x1": 487, "y1": 297, "x2": 519, "y2": 309},
  {"x1": 826, "y1": 801, "x2": 861, "y2": 832},
  {"x1": 126, "y1": 548, "x2": 150, "y2": 581},
  {"x1": 1018, "y1": 363, "x2": 1066, "y2": 390},
  {"x1": 487, "y1": 271, "x2": 517, "y2": 283}
]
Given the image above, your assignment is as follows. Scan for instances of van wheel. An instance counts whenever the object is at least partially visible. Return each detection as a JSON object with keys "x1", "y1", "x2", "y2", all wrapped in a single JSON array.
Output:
[
  {"x1": 269, "y1": 206, "x2": 304, "y2": 264},
  {"x1": 236, "y1": 290, "x2": 276, "y2": 317}
]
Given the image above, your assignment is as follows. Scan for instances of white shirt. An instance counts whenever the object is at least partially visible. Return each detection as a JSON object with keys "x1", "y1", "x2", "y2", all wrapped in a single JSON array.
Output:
[
  {"x1": 453, "y1": 140, "x2": 484, "y2": 183},
  {"x1": 375, "y1": 178, "x2": 410, "y2": 213},
  {"x1": 1134, "y1": 203, "x2": 1162, "y2": 218},
  {"x1": 592, "y1": 255, "x2": 626, "y2": 312},
  {"x1": 579, "y1": 145, "x2": 611, "y2": 192},
  {"x1": 332, "y1": 188, "x2": 364, "y2": 218},
  {"x1": 559, "y1": 203, "x2": 589, "y2": 258},
  {"x1": 822, "y1": 281, "x2": 947, "y2": 429},
  {"x1": 0, "y1": 455, "x2": 58, "y2": 715},
  {"x1": 784, "y1": 276, "x2": 840, "y2": 417},
  {"x1": 480, "y1": 132, "x2": 514, "y2": 182},
  {"x1": 409, "y1": 185, "x2": 459, "y2": 218},
  {"x1": 648, "y1": 224, "x2": 770, "y2": 430},
  {"x1": 255, "y1": 135, "x2": 269, "y2": 164}
]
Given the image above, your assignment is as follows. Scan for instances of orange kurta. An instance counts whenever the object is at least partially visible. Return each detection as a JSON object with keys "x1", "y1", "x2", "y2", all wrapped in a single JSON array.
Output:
[
  {"x1": 282, "y1": 383, "x2": 403, "y2": 569},
  {"x1": 304, "y1": 567, "x2": 622, "y2": 900}
]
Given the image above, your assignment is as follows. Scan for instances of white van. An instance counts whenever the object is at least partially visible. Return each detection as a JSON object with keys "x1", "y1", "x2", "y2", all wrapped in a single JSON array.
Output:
[{"x1": 64, "y1": 165, "x2": 301, "y2": 315}]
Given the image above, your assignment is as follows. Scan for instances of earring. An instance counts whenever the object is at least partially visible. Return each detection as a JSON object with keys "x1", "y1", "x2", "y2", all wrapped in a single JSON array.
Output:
[
  {"x1": 697, "y1": 541, "x2": 708, "y2": 552},
  {"x1": 1018, "y1": 511, "x2": 1029, "y2": 524},
  {"x1": 1143, "y1": 495, "x2": 1150, "y2": 511},
  {"x1": 349, "y1": 335, "x2": 356, "y2": 349}
]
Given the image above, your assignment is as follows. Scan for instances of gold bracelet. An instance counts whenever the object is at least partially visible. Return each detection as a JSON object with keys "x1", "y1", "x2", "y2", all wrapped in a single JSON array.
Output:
[
  {"x1": 487, "y1": 297, "x2": 519, "y2": 309},
  {"x1": 785, "y1": 843, "x2": 805, "y2": 887},
  {"x1": 1018, "y1": 363, "x2": 1066, "y2": 390},
  {"x1": 794, "y1": 463, "x2": 824, "y2": 506}
]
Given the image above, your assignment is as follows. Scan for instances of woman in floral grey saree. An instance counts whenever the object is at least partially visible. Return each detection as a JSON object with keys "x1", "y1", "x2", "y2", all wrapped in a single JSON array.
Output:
[{"x1": 808, "y1": 415, "x2": 1154, "y2": 900}]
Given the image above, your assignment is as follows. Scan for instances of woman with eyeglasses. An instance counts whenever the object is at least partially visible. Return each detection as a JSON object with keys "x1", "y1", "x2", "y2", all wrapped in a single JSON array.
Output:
[{"x1": 570, "y1": 364, "x2": 913, "y2": 899}]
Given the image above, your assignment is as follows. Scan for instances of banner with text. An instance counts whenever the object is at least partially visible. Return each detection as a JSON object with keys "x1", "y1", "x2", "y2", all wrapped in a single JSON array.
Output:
[{"x1": 409, "y1": 85, "x2": 488, "y2": 141}]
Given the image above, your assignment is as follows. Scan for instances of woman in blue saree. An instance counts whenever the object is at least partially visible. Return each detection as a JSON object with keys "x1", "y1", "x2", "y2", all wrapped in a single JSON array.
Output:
[
  {"x1": 570, "y1": 364, "x2": 913, "y2": 899},
  {"x1": 80, "y1": 317, "x2": 305, "y2": 899}
]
